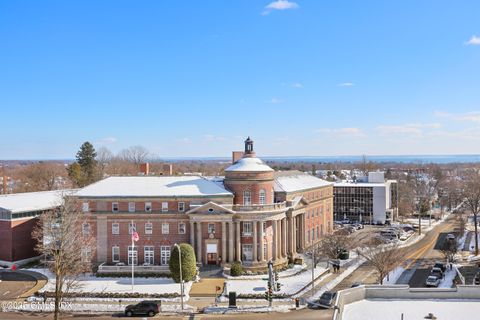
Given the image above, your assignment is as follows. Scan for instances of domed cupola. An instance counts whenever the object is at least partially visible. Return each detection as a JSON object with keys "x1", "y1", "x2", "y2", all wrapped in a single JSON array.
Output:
[{"x1": 224, "y1": 137, "x2": 275, "y2": 205}]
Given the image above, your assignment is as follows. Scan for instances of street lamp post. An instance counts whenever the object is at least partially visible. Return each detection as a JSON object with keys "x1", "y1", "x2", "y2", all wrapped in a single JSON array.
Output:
[{"x1": 174, "y1": 243, "x2": 184, "y2": 311}]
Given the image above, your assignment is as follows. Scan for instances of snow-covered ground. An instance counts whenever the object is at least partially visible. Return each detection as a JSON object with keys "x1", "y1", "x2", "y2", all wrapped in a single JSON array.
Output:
[
  {"x1": 27, "y1": 268, "x2": 192, "y2": 297},
  {"x1": 203, "y1": 304, "x2": 293, "y2": 314},
  {"x1": 224, "y1": 265, "x2": 327, "y2": 296},
  {"x1": 343, "y1": 299, "x2": 480, "y2": 320},
  {"x1": 224, "y1": 264, "x2": 306, "y2": 280},
  {"x1": 383, "y1": 266, "x2": 405, "y2": 285},
  {"x1": 438, "y1": 266, "x2": 457, "y2": 288}
]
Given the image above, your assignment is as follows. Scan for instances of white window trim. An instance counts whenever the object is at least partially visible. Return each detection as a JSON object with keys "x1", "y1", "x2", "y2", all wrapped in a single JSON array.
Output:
[
  {"x1": 178, "y1": 202, "x2": 185, "y2": 212},
  {"x1": 128, "y1": 202, "x2": 135, "y2": 212},
  {"x1": 243, "y1": 191, "x2": 251, "y2": 206},
  {"x1": 144, "y1": 246, "x2": 154, "y2": 265},
  {"x1": 82, "y1": 223, "x2": 90, "y2": 236},
  {"x1": 112, "y1": 246, "x2": 120, "y2": 262},
  {"x1": 145, "y1": 202, "x2": 152, "y2": 212},
  {"x1": 112, "y1": 202, "x2": 119, "y2": 212},
  {"x1": 178, "y1": 222, "x2": 186, "y2": 234},
  {"x1": 162, "y1": 202, "x2": 168, "y2": 212},
  {"x1": 82, "y1": 202, "x2": 89, "y2": 213},
  {"x1": 259, "y1": 189, "x2": 266, "y2": 205},
  {"x1": 112, "y1": 222, "x2": 119, "y2": 235},
  {"x1": 242, "y1": 221, "x2": 252, "y2": 236},
  {"x1": 145, "y1": 222, "x2": 153, "y2": 235},
  {"x1": 162, "y1": 223, "x2": 170, "y2": 234},
  {"x1": 208, "y1": 223, "x2": 215, "y2": 234}
]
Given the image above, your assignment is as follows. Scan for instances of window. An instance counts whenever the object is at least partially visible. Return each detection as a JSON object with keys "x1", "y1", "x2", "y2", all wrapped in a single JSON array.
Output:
[
  {"x1": 145, "y1": 222, "x2": 153, "y2": 235},
  {"x1": 178, "y1": 202, "x2": 185, "y2": 212},
  {"x1": 129, "y1": 222, "x2": 136, "y2": 235},
  {"x1": 242, "y1": 221, "x2": 252, "y2": 236},
  {"x1": 112, "y1": 246, "x2": 120, "y2": 262},
  {"x1": 162, "y1": 223, "x2": 169, "y2": 234},
  {"x1": 82, "y1": 202, "x2": 89, "y2": 213},
  {"x1": 162, "y1": 202, "x2": 168, "y2": 212},
  {"x1": 128, "y1": 246, "x2": 138, "y2": 266},
  {"x1": 128, "y1": 202, "x2": 135, "y2": 212},
  {"x1": 242, "y1": 244, "x2": 253, "y2": 261},
  {"x1": 178, "y1": 222, "x2": 186, "y2": 234},
  {"x1": 160, "y1": 246, "x2": 171, "y2": 265},
  {"x1": 81, "y1": 248, "x2": 91, "y2": 262},
  {"x1": 82, "y1": 223, "x2": 90, "y2": 236},
  {"x1": 145, "y1": 202, "x2": 152, "y2": 212},
  {"x1": 144, "y1": 246, "x2": 154, "y2": 265},
  {"x1": 262, "y1": 222, "x2": 267, "y2": 235},
  {"x1": 259, "y1": 189, "x2": 266, "y2": 205},
  {"x1": 263, "y1": 243, "x2": 267, "y2": 260},
  {"x1": 112, "y1": 223, "x2": 119, "y2": 235},
  {"x1": 208, "y1": 223, "x2": 215, "y2": 234},
  {"x1": 112, "y1": 202, "x2": 119, "y2": 212},
  {"x1": 243, "y1": 191, "x2": 251, "y2": 205}
]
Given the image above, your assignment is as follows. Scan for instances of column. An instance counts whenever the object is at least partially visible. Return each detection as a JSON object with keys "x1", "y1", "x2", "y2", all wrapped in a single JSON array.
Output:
[
  {"x1": 252, "y1": 221, "x2": 258, "y2": 262},
  {"x1": 277, "y1": 220, "x2": 282, "y2": 258},
  {"x1": 228, "y1": 222, "x2": 234, "y2": 263},
  {"x1": 236, "y1": 221, "x2": 241, "y2": 262},
  {"x1": 301, "y1": 214, "x2": 306, "y2": 249},
  {"x1": 190, "y1": 221, "x2": 195, "y2": 248},
  {"x1": 293, "y1": 217, "x2": 297, "y2": 254},
  {"x1": 288, "y1": 217, "x2": 293, "y2": 256},
  {"x1": 272, "y1": 219, "x2": 277, "y2": 260},
  {"x1": 281, "y1": 218, "x2": 286, "y2": 258},
  {"x1": 221, "y1": 221, "x2": 227, "y2": 264},
  {"x1": 258, "y1": 221, "x2": 264, "y2": 262},
  {"x1": 196, "y1": 222, "x2": 202, "y2": 263}
]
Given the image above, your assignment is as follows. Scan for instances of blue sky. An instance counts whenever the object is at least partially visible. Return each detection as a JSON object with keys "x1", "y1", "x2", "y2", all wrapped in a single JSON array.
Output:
[{"x1": 1, "y1": 0, "x2": 480, "y2": 159}]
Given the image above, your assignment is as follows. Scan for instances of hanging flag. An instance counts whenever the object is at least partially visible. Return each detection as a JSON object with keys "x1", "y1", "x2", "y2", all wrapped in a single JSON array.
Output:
[{"x1": 131, "y1": 226, "x2": 139, "y2": 242}]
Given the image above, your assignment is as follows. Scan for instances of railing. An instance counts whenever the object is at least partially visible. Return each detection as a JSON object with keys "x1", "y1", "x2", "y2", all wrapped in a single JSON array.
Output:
[{"x1": 230, "y1": 202, "x2": 287, "y2": 212}]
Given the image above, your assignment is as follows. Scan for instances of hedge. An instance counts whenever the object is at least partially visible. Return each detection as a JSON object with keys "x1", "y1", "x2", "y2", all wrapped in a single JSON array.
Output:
[{"x1": 169, "y1": 243, "x2": 197, "y2": 283}]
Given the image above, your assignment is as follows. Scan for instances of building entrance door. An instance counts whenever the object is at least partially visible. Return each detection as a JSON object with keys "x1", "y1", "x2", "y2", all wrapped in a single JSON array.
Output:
[{"x1": 206, "y1": 243, "x2": 218, "y2": 265}]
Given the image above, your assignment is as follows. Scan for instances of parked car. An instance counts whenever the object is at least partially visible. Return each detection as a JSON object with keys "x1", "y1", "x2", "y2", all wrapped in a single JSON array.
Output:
[
  {"x1": 341, "y1": 219, "x2": 351, "y2": 225},
  {"x1": 430, "y1": 267, "x2": 443, "y2": 279},
  {"x1": 313, "y1": 291, "x2": 337, "y2": 309},
  {"x1": 425, "y1": 275, "x2": 441, "y2": 287},
  {"x1": 474, "y1": 272, "x2": 480, "y2": 285},
  {"x1": 125, "y1": 301, "x2": 160, "y2": 317},
  {"x1": 351, "y1": 282, "x2": 363, "y2": 288},
  {"x1": 447, "y1": 234, "x2": 456, "y2": 241},
  {"x1": 433, "y1": 261, "x2": 446, "y2": 273},
  {"x1": 353, "y1": 223, "x2": 364, "y2": 230}
]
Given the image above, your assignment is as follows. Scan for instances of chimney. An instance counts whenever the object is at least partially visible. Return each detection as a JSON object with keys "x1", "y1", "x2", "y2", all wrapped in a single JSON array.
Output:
[
  {"x1": 232, "y1": 151, "x2": 244, "y2": 164},
  {"x1": 139, "y1": 163, "x2": 150, "y2": 175},
  {"x1": 162, "y1": 164, "x2": 173, "y2": 176}
]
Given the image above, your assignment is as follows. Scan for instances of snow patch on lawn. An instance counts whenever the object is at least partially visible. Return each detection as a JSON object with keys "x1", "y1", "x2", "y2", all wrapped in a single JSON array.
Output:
[
  {"x1": 203, "y1": 304, "x2": 293, "y2": 314},
  {"x1": 26, "y1": 268, "x2": 192, "y2": 297},
  {"x1": 383, "y1": 266, "x2": 405, "y2": 285}
]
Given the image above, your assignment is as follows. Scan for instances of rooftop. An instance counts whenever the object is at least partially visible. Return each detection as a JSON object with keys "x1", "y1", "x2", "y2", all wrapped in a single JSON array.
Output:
[
  {"x1": 274, "y1": 171, "x2": 332, "y2": 192},
  {"x1": 75, "y1": 176, "x2": 233, "y2": 198},
  {"x1": 334, "y1": 181, "x2": 388, "y2": 187},
  {"x1": 224, "y1": 157, "x2": 274, "y2": 172},
  {"x1": 0, "y1": 190, "x2": 73, "y2": 213}
]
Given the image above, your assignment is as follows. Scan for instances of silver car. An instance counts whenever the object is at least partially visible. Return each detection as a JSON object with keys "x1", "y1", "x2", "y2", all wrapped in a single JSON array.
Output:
[{"x1": 426, "y1": 275, "x2": 441, "y2": 287}]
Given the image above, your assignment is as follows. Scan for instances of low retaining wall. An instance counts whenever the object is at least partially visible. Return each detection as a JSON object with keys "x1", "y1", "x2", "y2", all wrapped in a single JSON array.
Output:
[
  {"x1": 333, "y1": 285, "x2": 480, "y2": 320},
  {"x1": 97, "y1": 263, "x2": 170, "y2": 274}
]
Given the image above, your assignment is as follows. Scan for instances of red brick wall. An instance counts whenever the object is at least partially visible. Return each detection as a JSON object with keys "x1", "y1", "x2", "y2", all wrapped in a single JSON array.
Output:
[
  {"x1": 0, "y1": 220, "x2": 12, "y2": 261},
  {"x1": 11, "y1": 217, "x2": 40, "y2": 261}
]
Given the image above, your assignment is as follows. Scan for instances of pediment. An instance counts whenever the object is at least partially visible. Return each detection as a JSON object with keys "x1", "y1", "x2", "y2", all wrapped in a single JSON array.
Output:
[
  {"x1": 291, "y1": 195, "x2": 309, "y2": 208},
  {"x1": 186, "y1": 201, "x2": 235, "y2": 215}
]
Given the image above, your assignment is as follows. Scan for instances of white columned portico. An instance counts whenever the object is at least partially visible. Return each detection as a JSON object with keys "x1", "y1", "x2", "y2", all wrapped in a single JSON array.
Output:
[
  {"x1": 196, "y1": 222, "x2": 202, "y2": 263},
  {"x1": 252, "y1": 221, "x2": 258, "y2": 262},
  {"x1": 236, "y1": 221, "x2": 241, "y2": 262},
  {"x1": 221, "y1": 221, "x2": 227, "y2": 264},
  {"x1": 272, "y1": 219, "x2": 277, "y2": 260},
  {"x1": 258, "y1": 221, "x2": 264, "y2": 262}
]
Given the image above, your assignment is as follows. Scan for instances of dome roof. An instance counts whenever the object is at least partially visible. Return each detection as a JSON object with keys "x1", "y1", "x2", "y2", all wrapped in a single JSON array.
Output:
[{"x1": 225, "y1": 157, "x2": 274, "y2": 172}]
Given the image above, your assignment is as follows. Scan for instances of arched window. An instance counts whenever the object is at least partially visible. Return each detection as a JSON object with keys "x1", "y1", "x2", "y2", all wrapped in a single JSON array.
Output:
[
  {"x1": 259, "y1": 189, "x2": 266, "y2": 205},
  {"x1": 243, "y1": 190, "x2": 251, "y2": 206}
]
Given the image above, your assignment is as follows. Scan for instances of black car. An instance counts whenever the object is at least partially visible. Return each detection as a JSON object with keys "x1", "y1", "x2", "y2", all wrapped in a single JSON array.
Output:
[
  {"x1": 308, "y1": 291, "x2": 337, "y2": 309},
  {"x1": 433, "y1": 261, "x2": 446, "y2": 273},
  {"x1": 125, "y1": 301, "x2": 160, "y2": 317}
]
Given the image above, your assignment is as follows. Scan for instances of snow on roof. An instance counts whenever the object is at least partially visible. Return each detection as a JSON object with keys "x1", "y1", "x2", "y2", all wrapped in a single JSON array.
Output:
[
  {"x1": 75, "y1": 176, "x2": 233, "y2": 198},
  {"x1": 274, "y1": 171, "x2": 332, "y2": 193},
  {"x1": 0, "y1": 190, "x2": 73, "y2": 213},
  {"x1": 224, "y1": 157, "x2": 274, "y2": 172},
  {"x1": 334, "y1": 181, "x2": 386, "y2": 187}
]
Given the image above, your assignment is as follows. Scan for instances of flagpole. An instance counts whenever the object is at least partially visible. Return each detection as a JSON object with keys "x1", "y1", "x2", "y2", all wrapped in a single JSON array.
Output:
[{"x1": 131, "y1": 219, "x2": 134, "y2": 293}]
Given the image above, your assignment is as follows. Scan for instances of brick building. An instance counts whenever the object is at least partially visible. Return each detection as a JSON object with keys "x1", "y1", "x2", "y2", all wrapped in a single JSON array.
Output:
[
  {"x1": 0, "y1": 190, "x2": 70, "y2": 265},
  {"x1": 74, "y1": 138, "x2": 333, "y2": 271}
]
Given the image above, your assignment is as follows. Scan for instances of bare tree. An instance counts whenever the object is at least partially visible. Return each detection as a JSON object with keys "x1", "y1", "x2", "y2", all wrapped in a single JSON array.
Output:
[
  {"x1": 32, "y1": 195, "x2": 96, "y2": 320},
  {"x1": 118, "y1": 145, "x2": 150, "y2": 165},
  {"x1": 356, "y1": 240, "x2": 403, "y2": 285},
  {"x1": 15, "y1": 162, "x2": 67, "y2": 192},
  {"x1": 462, "y1": 170, "x2": 480, "y2": 255},
  {"x1": 317, "y1": 232, "x2": 353, "y2": 261},
  {"x1": 440, "y1": 238, "x2": 457, "y2": 264},
  {"x1": 96, "y1": 147, "x2": 113, "y2": 178}
]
